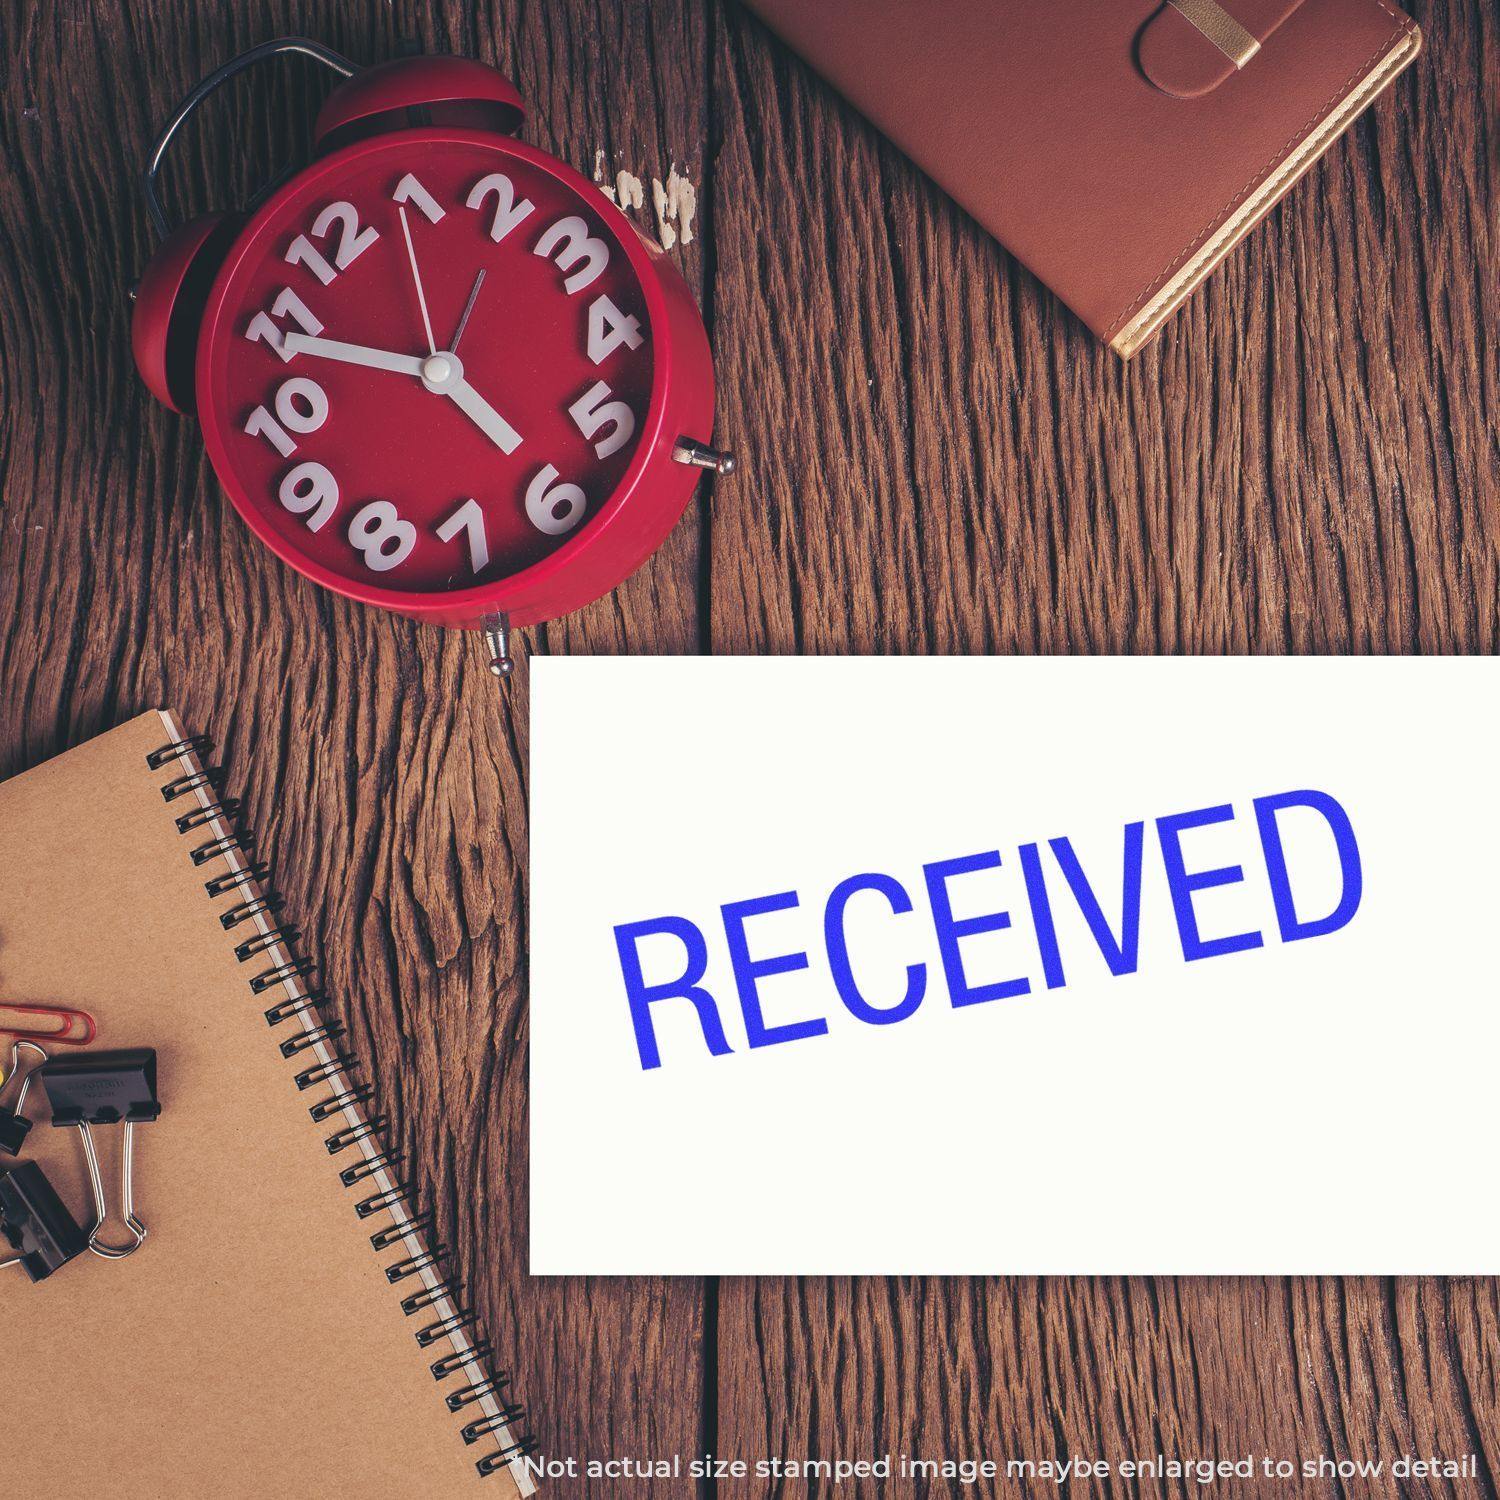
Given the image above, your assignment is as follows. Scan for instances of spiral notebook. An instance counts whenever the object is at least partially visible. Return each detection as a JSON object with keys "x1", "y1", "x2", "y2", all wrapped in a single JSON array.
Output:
[{"x1": 0, "y1": 711, "x2": 536, "y2": 1498}]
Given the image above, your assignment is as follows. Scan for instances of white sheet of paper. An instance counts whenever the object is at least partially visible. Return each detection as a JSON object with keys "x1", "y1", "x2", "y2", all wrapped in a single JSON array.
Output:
[{"x1": 530, "y1": 656, "x2": 1498, "y2": 1274}]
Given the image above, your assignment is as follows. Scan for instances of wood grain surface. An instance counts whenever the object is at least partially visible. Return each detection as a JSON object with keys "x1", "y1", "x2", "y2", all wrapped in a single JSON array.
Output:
[{"x1": 1, "y1": 1, "x2": 1496, "y2": 1495}]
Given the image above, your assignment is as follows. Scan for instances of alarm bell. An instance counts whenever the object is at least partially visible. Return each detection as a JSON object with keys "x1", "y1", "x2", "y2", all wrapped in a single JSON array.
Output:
[
  {"x1": 313, "y1": 55, "x2": 525, "y2": 152},
  {"x1": 131, "y1": 212, "x2": 239, "y2": 413}
]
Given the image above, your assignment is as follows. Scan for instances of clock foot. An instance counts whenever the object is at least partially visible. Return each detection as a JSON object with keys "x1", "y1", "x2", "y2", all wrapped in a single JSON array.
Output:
[
  {"x1": 482, "y1": 612, "x2": 515, "y2": 680},
  {"x1": 672, "y1": 438, "x2": 736, "y2": 476}
]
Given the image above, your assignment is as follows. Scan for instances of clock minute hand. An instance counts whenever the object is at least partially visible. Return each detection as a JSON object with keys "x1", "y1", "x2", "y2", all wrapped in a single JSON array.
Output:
[
  {"x1": 282, "y1": 334, "x2": 426, "y2": 376},
  {"x1": 281, "y1": 334, "x2": 522, "y2": 455}
]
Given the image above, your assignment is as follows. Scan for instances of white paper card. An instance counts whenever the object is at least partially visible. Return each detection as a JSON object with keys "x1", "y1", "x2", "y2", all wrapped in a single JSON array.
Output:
[{"x1": 530, "y1": 657, "x2": 1498, "y2": 1274}]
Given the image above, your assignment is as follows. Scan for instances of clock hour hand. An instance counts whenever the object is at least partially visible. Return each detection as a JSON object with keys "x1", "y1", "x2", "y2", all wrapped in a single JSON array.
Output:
[
  {"x1": 443, "y1": 376, "x2": 524, "y2": 456},
  {"x1": 282, "y1": 334, "x2": 426, "y2": 377},
  {"x1": 416, "y1": 350, "x2": 523, "y2": 456},
  {"x1": 281, "y1": 334, "x2": 522, "y2": 455}
]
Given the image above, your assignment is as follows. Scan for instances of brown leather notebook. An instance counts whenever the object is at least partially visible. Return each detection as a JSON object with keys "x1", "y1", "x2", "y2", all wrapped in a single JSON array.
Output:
[
  {"x1": 742, "y1": 0, "x2": 1420, "y2": 355},
  {"x1": 0, "y1": 713, "x2": 535, "y2": 1497}
]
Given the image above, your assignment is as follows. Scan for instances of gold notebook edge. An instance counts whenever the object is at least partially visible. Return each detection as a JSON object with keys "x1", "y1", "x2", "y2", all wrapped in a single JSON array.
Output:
[
  {"x1": 153, "y1": 709, "x2": 536, "y2": 1499},
  {"x1": 1110, "y1": 20, "x2": 1422, "y2": 358}
]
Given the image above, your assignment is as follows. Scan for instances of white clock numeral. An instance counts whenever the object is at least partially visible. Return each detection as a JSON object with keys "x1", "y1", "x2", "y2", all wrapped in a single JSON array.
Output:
[
  {"x1": 436, "y1": 497, "x2": 490, "y2": 572},
  {"x1": 392, "y1": 172, "x2": 445, "y2": 224},
  {"x1": 534, "y1": 215, "x2": 608, "y2": 294},
  {"x1": 525, "y1": 464, "x2": 588, "y2": 536},
  {"x1": 244, "y1": 287, "x2": 324, "y2": 362},
  {"x1": 586, "y1": 293, "x2": 643, "y2": 365},
  {"x1": 285, "y1": 200, "x2": 380, "y2": 284},
  {"x1": 275, "y1": 376, "x2": 329, "y2": 431},
  {"x1": 243, "y1": 376, "x2": 329, "y2": 458},
  {"x1": 568, "y1": 380, "x2": 636, "y2": 460},
  {"x1": 244, "y1": 406, "x2": 296, "y2": 459},
  {"x1": 465, "y1": 173, "x2": 535, "y2": 243},
  {"x1": 348, "y1": 500, "x2": 417, "y2": 573},
  {"x1": 284, "y1": 235, "x2": 336, "y2": 286},
  {"x1": 278, "y1": 461, "x2": 340, "y2": 532}
]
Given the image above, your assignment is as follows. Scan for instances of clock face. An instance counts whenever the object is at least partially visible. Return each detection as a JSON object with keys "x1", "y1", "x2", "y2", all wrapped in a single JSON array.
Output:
[{"x1": 197, "y1": 131, "x2": 659, "y2": 606}]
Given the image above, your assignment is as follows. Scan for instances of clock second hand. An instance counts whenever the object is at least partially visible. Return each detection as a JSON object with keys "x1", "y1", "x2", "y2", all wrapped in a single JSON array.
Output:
[
  {"x1": 397, "y1": 202, "x2": 438, "y2": 357},
  {"x1": 289, "y1": 237, "x2": 520, "y2": 452}
]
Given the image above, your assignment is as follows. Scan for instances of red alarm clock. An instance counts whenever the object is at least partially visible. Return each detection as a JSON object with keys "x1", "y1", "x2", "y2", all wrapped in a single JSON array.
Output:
[{"x1": 132, "y1": 39, "x2": 732, "y2": 674}]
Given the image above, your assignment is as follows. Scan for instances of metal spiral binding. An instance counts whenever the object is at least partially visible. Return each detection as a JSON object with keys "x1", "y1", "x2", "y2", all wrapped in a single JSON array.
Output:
[
  {"x1": 432, "y1": 1341, "x2": 492, "y2": 1380},
  {"x1": 234, "y1": 925, "x2": 297, "y2": 961},
  {"x1": 373, "y1": 1211, "x2": 435, "y2": 1252},
  {"x1": 160, "y1": 767, "x2": 225, "y2": 803},
  {"x1": 339, "y1": 1148, "x2": 402, "y2": 1187},
  {"x1": 479, "y1": 1435, "x2": 539, "y2": 1474},
  {"x1": 146, "y1": 735, "x2": 212, "y2": 770},
  {"x1": 219, "y1": 891, "x2": 280, "y2": 929},
  {"x1": 146, "y1": 733, "x2": 534, "y2": 1481},
  {"x1": 400, "y1": 1277, "x2": 463, "y2": 1316},
  {"x1": 293, "y1": 1053, "x2": 355, "y2": 1089},
  {"x1": 309, "y1": 1085, "x2": 375, "y2": 1123},
  {"x1": 325, "y1": 1117, "x2": 384, "y2": 1155},
  {"x1": 282, "y1": 1022, "x2": 346, "y2": 1058},
  {"x1": 192, "y1": 831, "x2": 254, "y2": 866},
  {"x1": 248, "y1": 958, "x2": 315, "y2": 995},
  {"x1": 356, "y1": 1183, "x2": 414, "y2": 1219},
  {"x1": 265, "y1": 990, "x2": 324, "y2": 1027},
  {"x1": 447, "y1": 1373, "x2": 512, "y2": 1413},
  {"x1": 386, "y1": 1245, "x2": 448, "y2": 1282},
  {"x1": 416, "y1": 1311, "x2": 480, "y2": 1348},
  {"x1": 177, "y1": 797, "x2": 242, "y2": 835},
  {"x1": 205, "y1": 862, "x2": 269, "y2": 898},
  {"x1": 463, "y1": 1405, "x2": 527, "y2": 1443}
]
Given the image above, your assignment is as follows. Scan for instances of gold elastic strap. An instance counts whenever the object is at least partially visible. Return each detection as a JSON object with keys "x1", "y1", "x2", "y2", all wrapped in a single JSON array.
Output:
[{"x1": 1167, "y1": 0, "x2": 1261, "y2": 67}]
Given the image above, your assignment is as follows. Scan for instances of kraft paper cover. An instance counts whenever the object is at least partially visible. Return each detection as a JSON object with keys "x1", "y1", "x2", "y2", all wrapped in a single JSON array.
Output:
[{"x1": 0, "y1": 711, "x2": 526, "y2": 1498}]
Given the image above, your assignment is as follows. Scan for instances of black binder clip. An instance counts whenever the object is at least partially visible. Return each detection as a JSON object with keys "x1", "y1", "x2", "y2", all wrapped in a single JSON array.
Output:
[
  {"x1": 0, "y1": 1041, "x2": 48, "y2": 1155},
  {"x1": 0, "y1": 1162, "x2": 88, "y2": 1281},
  {"x1": 40, "y1": 1048, "x2": 161, "y2": 1260}
]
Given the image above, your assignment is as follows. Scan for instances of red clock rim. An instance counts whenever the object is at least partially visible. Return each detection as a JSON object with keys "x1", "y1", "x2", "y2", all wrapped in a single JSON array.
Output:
[{"x1": 195, "y1": 128, "x2": 677, "y2": 623}]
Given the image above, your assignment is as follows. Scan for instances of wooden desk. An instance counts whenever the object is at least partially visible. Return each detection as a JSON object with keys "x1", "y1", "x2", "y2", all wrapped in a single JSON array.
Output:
[{"x1": 1, "y1": 0, "x2": 1495, "y2": 1489}]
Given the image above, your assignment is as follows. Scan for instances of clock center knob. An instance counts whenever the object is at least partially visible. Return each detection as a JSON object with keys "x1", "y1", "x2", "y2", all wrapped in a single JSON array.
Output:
[{"x1": 421, "y1": 352, "x2": 456, "y2": 386}]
